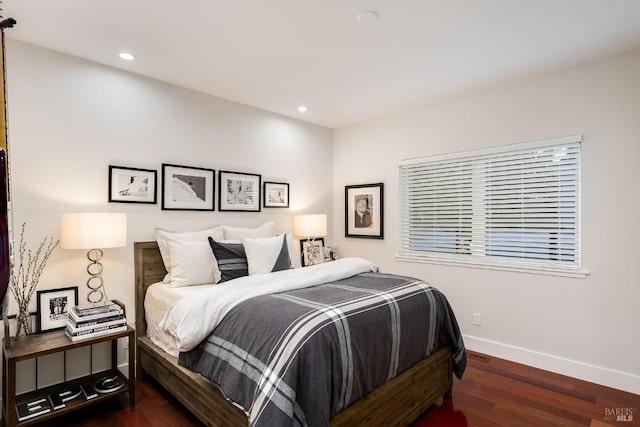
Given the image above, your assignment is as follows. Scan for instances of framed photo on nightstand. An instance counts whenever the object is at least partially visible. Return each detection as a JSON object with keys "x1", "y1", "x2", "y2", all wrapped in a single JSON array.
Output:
[
  {"x1": 299, "y1": 238, "x2": 325, "y2": 267},
  {"x1": 36, "y1": 286, "x2": 79, "y2": 333}
]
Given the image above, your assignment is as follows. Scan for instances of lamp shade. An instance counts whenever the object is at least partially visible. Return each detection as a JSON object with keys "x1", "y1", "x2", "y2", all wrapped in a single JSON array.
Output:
[
  {"x1": 294, "y1": 214, "x2": 327, "y2": 238},
  {"x1": 61, "y1": 213, "x2": 127, "y2": 249}
]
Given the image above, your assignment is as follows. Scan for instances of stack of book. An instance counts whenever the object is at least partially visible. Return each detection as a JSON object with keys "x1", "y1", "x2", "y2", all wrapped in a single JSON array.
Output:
[{"x1": 65, "y1": 301, "x2": 126, "y2": 342}]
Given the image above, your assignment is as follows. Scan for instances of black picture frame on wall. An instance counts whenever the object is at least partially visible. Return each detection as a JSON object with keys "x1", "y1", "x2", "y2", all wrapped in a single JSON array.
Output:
[
  {"x1": 263, "y1": 182, "x2": 289, "y2": 208},
  {"x1": 108, "y1": 165, "x2": 157, "y2": 204},
  {"x1": 161, "y1": 163, "x2": 215, "y2": 211},
  {"x1": 345, "y1": 183, "x2": 384, "y2": 239},
  {"x1": 36, "y1": 286, "x2": 78, "y2": 333},
  {"x1": 218, "y1": 170, "x2": 261, "y2": 212}
]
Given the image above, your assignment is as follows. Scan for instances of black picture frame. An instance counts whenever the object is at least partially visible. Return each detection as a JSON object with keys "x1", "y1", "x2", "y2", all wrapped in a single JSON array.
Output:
[
  {"x1": 218, "y1": 170, "x2": 262, "y2": 212},
  {"x1": 36, "y1": 286, "x2": 79, "y2": 333},
  {"x1": 345, "y1": 183, "x2": 384, "y2": 239},
  {"x1": 108, "y1": 165, "x2": 157, "y2": 204},
  {"x1": 263, "y1": 182, "x2": 290, "y2": 208},
  {"x1": 162, "y1": 163, "x2": 215, "y2": 211},
  {"x1": 299, "y1": 238, "x2": 325, "y2": 267}
]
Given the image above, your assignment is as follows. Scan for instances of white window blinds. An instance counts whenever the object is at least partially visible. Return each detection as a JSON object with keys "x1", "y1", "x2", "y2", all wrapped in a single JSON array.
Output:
[{"x1": 399, "y1": 135, "x2": 581, "y2": 274}]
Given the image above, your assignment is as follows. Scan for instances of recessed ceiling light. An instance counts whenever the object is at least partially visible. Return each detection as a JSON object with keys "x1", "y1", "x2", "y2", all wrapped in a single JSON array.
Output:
[
  {"x1": 119, "y1": 52, "x2": 135, "y2": 61},
  {"x1": 357, "y1": 10, "x2": 378, "y2": 24},
  {"x1": 298, "y1": 105, "x2": 308, "y2": 112}
]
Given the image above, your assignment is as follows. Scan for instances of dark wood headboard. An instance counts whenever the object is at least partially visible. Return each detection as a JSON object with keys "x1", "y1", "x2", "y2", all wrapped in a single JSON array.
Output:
[{"x1": 134, "y1": 241, "x2": 166, "y2": 338}]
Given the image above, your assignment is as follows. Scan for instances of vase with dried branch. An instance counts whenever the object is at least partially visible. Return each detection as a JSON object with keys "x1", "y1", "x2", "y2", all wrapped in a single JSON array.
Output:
[{"x1": 9, "y1": 223, "x2": 59, "y2": 336}]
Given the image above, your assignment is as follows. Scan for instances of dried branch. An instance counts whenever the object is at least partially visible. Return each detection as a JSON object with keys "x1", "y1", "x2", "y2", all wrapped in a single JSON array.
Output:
[{"x1": 9, "y1": 223, "x2": 59, "y2": 335}]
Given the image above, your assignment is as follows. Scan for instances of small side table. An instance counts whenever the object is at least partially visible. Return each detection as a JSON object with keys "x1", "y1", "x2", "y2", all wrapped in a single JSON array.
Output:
[{"x1": 2, "y1": 301, "x2": 135, "y2": 427}]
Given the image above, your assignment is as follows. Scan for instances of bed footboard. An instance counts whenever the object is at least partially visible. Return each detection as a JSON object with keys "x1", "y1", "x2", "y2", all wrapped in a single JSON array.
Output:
[{"x1": 139, "y1": 334, "x2": 451, "y2": 427}]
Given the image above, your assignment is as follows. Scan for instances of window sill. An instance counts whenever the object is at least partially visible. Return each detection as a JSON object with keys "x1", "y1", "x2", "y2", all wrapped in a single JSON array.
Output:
[{"x1": 395, "y1": 254, "x2": 589, "y2": 279}]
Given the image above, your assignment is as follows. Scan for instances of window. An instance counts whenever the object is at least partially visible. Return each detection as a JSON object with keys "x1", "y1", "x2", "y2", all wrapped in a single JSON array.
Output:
[{"x1": 398, "y1": 135, "x2": 583, "y2": 276}]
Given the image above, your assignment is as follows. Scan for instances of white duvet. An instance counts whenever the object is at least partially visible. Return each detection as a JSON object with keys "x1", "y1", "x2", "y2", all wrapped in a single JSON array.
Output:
[{"x1": 159, "y1": 257, "x2": 378, "y2": 352}]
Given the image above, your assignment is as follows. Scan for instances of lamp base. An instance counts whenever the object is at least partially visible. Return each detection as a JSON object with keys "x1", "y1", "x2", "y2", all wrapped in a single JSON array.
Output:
[{"x1": 86, "y1": 248, "x2": 107, "y2": 303}]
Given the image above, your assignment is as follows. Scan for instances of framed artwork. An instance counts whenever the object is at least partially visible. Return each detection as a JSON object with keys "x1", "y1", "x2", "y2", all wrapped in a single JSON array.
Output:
[
  {"x1": 324, "y1": 246, "x2": 339, "y2": 262},
  {"x1": 345, "y1": 183, "x2": 384, "y2": 239},
  {"x1": 218, "y1": 170, "x2": 261, "y2": 212},
  {"x1": 162, "y1": 164, "x2": 215, "y2": 211},
  {"x1": 263, "y1": 182, "x2": 289, "y2": 208},
  {"x1": 36, "y1": 286, "x2": 78, "y2": 333},
  {"x1": 299, "y1": 238, "x2": 325, "y2": 267},
  {"x1": 108, "y1": 165, "x2": 157, "y2": 204}
]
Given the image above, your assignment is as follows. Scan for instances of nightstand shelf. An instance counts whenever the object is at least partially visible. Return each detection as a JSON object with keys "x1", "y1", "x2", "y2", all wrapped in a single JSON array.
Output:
[{"x1": 2, "y1": 303, "x2": 135, "y2": 427}]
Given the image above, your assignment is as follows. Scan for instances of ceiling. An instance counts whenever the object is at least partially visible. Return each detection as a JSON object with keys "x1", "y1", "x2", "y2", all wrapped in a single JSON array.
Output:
[{"x1": 4, "y1": 1, "x2": 640, "y2": 129}]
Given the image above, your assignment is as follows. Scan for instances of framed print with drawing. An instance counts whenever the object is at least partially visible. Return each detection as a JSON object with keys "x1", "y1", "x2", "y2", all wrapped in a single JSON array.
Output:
[
  {"x1": 345, "y1": 183, "x2": 384, "y2": 239},
  {"x1": 36, "y1": 286, "x2": 78, "y2": 333},
  {"x1": 219, "y1": 170, "x2": 261, "y2": 212},
  {"x1": 299, "y1": 238, "x2": 325, "y2": 266},
  {"x1": 108, "y1": 165, "x2": 157, "y2": 204},
  {"x1": 263, "y1": 182, "x2": 289, "y2": 208},
  {"x1": 162, "y1": 164, "x2": 215, "y2": 211}
]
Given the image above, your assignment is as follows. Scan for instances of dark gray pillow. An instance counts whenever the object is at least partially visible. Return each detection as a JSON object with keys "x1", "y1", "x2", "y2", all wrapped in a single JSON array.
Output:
[{"x1": 208, "y1": 238, "x2": 248, "y2": 283}]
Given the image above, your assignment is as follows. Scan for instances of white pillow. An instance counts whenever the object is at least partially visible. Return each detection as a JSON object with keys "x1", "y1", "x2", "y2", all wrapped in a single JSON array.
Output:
[
  {"x1": 223, "y1": 222, "x2": 276, "y2": 240},
  {"x1": 155, "y1": 225, "x2": 224, "y2": 283},
  {"x1": 242, "y1": 234, "x2": 292, "y2": 275},
  {"x1": 165, "y1": 239, "x2": 221, "y2": 287}
]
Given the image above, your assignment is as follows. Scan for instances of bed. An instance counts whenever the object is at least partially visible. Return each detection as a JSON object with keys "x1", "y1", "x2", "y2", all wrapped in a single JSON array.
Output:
[{"x1": 134, "y1": 238, "x2": 465, "y2": 427}]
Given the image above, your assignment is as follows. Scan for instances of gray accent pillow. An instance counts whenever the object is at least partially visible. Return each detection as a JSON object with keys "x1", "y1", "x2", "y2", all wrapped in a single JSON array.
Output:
[{"x1": 208, "y1": 238, "x2": 248, "y2": 283}]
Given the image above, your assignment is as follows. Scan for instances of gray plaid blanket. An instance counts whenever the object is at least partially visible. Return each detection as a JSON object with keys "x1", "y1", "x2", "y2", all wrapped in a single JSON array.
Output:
[{"x1": 179, "y1": 272, "x2": 466, "y2": 427}]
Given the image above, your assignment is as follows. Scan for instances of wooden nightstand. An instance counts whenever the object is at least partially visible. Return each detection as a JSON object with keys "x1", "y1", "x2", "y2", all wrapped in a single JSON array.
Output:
[{"x1": 2, "y1": 302, "x2": 135, "y2": 427}]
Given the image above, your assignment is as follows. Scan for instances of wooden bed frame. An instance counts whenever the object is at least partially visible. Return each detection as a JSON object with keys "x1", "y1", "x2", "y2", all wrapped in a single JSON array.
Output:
[{"x1": 134, "y1": 241, "x2": 453, "y2": 427}]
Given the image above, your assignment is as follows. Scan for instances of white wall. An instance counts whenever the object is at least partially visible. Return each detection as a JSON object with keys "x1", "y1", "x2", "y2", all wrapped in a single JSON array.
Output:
[
  {"x1": 4, "y1": 39, "x2": 333, "y2": 392},
  {"x1": 333, "y1": 49, "x2": 640, "y2": 394},
  {"x1": 5, "y1": 38, "x2": 639, "y2": 398}
]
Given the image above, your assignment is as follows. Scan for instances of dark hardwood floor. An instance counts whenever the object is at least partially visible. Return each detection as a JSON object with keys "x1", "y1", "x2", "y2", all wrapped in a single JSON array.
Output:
[
  {"x1": 37, "y1": 351, "x2": 639, "y2": 427},
  {"x1": 412, "y1": 352, "x2": 639, "y2": 427}
]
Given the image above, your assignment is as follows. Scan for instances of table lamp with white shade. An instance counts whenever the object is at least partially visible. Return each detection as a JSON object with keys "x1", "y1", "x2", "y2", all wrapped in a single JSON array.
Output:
[
  {"x1": 60, "y1": 212, "x2": 127, "y2": 304},
  {"x1": 294, "y1": 214, "x2": 327, "y2": 266}
]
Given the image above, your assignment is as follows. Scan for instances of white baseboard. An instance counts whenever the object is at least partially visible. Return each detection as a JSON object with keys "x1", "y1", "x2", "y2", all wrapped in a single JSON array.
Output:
[{"x1": 464, "y1": 335, "x2": 640, "y2": 395}]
